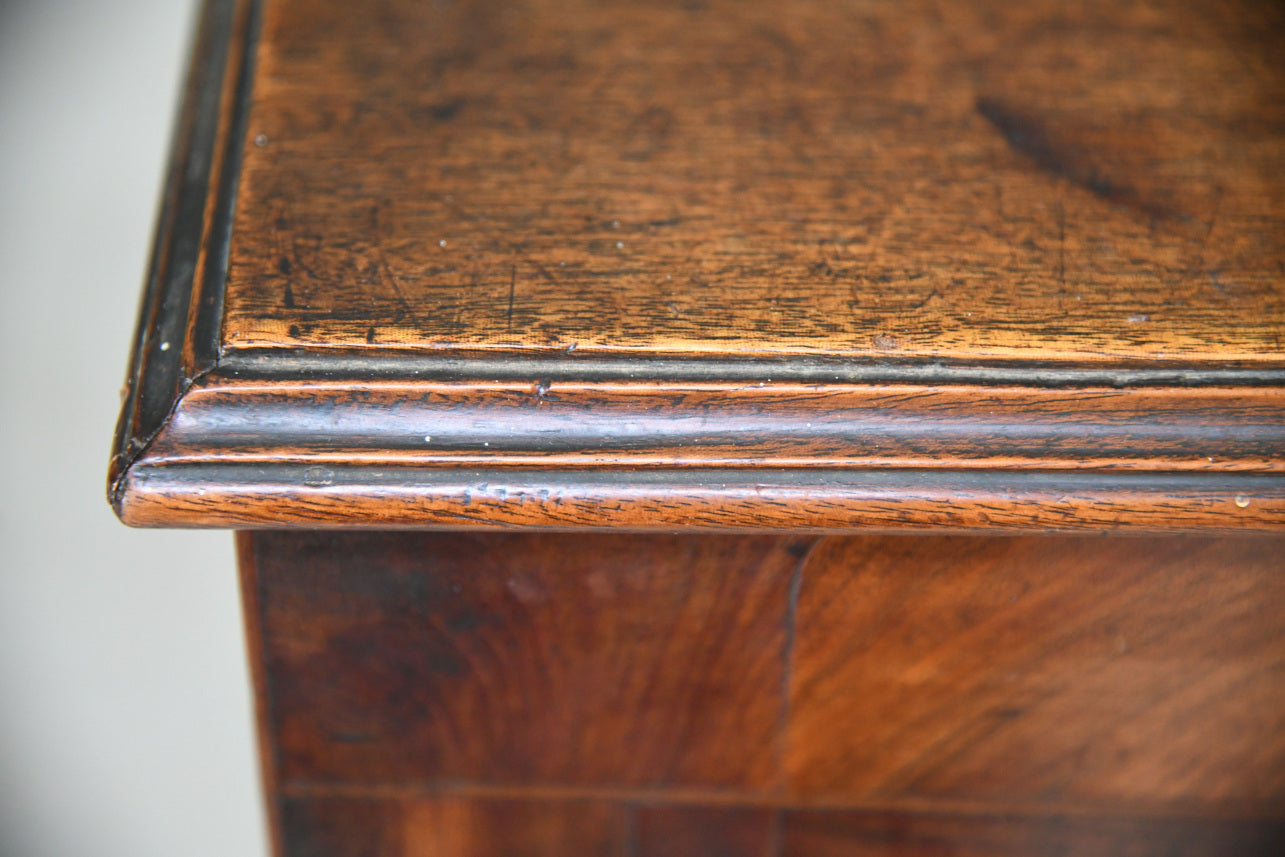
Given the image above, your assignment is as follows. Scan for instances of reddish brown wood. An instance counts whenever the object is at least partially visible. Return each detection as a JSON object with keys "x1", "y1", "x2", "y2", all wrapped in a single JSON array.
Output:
[
  {"x1": 279, "y1": 796, "x2": 626, "y2": 856},
  {"x1": 242, "y1": 531, "x2": 1285, "y2": 855},
  {"x1": 634, "y1": 804, "x2": 777, "y2": 857},
  {"x1": 782, "y1": 809, "x2": 1285, "y2": 857},
  {"x1": 109, "y1": 0, "x2": 1285, "y2": 533},
  {"x1": 245, "y1": 531, "x2": 799, "y2": 789},
  {"x1": 238, "y1": 532, "x2": 287, "y2": 857},
  {"x1": 119, "y1": 459, "x2": 1285, "y2": 532},
  {"x1": 147, "y1": 381, "x2": 1285, "y2": 475},
  {"x1": 117, "y1": 375, "x2": 1285, "y2": 531},
  {"x1": 786, "y1": 535, "x2": 1285, "y2": 810},
  {"x1": 116, "y1": 0, "x2": 1285, "y2": 854},
  {"x1": 226, "y1": 0, "x2": 1285, "y2": 367},
  {"x1": 274, "y1": 797, "x2": 1285, "y2": 857}
]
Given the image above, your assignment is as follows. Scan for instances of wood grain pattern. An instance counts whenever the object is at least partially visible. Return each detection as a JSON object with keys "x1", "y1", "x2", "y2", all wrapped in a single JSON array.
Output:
[
  {"x1": 115, "y1": 374, "x2": 1285, "y2": 530},
  {"x1": 787, "y1": 535, "x2": 1285, "y2": 810},
  {"x1": 119, "y1": 460, "x2": 1285, "y2": 532},
  {"x1": 245, "y1": 531, "x2": 799, "y2": 789},
  {"x1": 225, "y1": 0, "x2": 1285, "y2": 366},
  {"x1": 109, "y1": 0, "x2": 1285, "y2": 532},
  {"x1": 243, "y1": 532, "x2": 1285, "y2": 830},
  {"x1": 146, "y1": 380, "x2": 1285, "y2": 474},
  {"x1": 118, "y1": 5, "x2": 1285, "y2": 853}
]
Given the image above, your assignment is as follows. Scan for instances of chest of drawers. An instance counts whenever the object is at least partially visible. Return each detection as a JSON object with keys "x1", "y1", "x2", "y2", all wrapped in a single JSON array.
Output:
[{"x1": 112, "y1": 1, "x2": 1285, "y2": 853}]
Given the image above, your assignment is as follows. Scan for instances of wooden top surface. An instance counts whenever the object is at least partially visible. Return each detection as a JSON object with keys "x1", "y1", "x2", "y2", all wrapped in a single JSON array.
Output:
[
  {"x1": 225, "y1": 0, "x2": 1285, "y2": 366},
  {"x1": 109, "y1": 0, "x2": 1285, "y2": 531}
]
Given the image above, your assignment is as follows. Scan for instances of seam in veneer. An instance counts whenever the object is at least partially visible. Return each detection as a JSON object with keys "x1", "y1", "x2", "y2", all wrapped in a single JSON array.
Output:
[{"x1": 776, "y1": 537, "x2": 822, "y2": 797}]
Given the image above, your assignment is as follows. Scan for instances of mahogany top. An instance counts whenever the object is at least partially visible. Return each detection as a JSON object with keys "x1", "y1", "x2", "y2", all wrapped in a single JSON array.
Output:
[
  {"x1": 110, "y1": 0, "x2": 1285, "y2": 531},
  {"x1": 229, "y1": 0, "x2": 1285, "y2": 366}
]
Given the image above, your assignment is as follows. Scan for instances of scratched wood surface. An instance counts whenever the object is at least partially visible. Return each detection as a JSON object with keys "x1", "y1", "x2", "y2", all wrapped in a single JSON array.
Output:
[
  {"x1": 225, "y1": 0, "x2": 1285, "y2": 365},
  {"x1": 115, "y1": 377, "x2": 1285, "y2": 531},
  {"x1": 243, "y1": 531, "x2": 1285, "y2": 856},
  {"x1": 109, "y1": 0, "x2": 1285, "y2": 531}
]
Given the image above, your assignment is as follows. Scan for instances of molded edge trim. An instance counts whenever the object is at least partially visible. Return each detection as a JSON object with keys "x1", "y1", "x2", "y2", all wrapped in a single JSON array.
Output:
[
  {"x1": 148, "y1": 378, "x2": 1285, "y2": 474},
  {"x1": 108, "y1": 0, "x2": 260, "y2": 508},
  {"x1": 219, "y1": 348, "x2": 1285, "y2": 388},
  {"x1": 107, "y1": 0, "x2": 1285, "y2": 532},
  {"x1": 117, "y1": 462, "x2": 1285, "y2": 531},
  {"x1": 116, "y1": 369, "x2": 1285, "y2": 530}
]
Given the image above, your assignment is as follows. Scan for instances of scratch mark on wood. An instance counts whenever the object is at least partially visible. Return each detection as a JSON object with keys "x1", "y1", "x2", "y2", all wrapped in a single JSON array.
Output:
[
  {"x1": 1057, "y1": 199, "x2": 1066, "y2": 289},
  {"x1": 508, "y1": 264, "x2": 517, "y2": 332},
  {"x1": 376, "y1": 248, "x2": 412, "y2": 323}
]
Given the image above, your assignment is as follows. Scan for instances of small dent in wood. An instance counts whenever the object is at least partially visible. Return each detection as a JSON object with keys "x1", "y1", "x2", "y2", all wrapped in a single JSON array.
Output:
[{"x1": 302, "y1": 466, "x2": 334, "y2": 487}]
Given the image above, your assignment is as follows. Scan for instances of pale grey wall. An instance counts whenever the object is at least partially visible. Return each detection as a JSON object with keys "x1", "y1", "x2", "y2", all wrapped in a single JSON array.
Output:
[{"x1": 0, "y1": 1, "x2": 267, "y2": 854}]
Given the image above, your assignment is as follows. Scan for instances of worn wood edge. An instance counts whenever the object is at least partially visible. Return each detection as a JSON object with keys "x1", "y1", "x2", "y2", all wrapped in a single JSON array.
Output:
[
  {"x1": 105, "y1": 0, "x2": 1285, "y2": 533},
  {"x1": 147, "y1": 377, "x2": 1285, "y2": 473},
  {"x1": 115, "y1": 461, "x2": 1285, "y2": 531},
  {"x1": 111, "y1": 372, "x2": 1285, "y2": 531},
  {"x1": 185, "y1": 0, "x2": 260, "y2": 372},
  {"x1": 236, "y1": 533, "x2": 286, "y2": 857},
  {"x1": 220, "y1": 347, "x2": 1285, "y2": 388},
  {"x1": 112, "y1": 368, "x2": 1285, "y2": 530},
  {"x1": 107, "y1": 0, "x2": 260, "y2": 509}
]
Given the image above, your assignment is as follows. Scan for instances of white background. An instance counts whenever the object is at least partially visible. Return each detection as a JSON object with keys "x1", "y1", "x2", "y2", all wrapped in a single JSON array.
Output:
[{"x1": 0, "y1": 1, "x2": 267, "y2": 854}]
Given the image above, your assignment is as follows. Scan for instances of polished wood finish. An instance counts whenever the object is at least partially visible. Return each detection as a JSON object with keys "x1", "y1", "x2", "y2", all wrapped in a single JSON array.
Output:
[
  {"x1": 115, "y1": 0, "x2": 1285, "y2": 853},
  {"x1": 243, "y1": 531, "x2": 1285, "y2": 855},
  {"x1": 228, "y1": 0, "x2": 1283, "y2": 366},
  {"x1": 787, "y1": 536, "x2": 1285, "y2": 808},
  {"x1": 247, "y1": 531, "x2": 796, "y2": 788},
  {"x1": 117, "y1": 378, "x2": 1285, "y2": 531},
  {"x1": 109, "y1": 0, "x2": 1285, "y2": 532}
]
